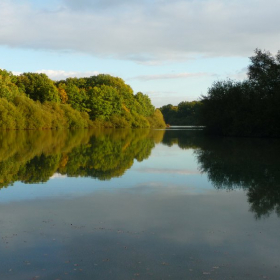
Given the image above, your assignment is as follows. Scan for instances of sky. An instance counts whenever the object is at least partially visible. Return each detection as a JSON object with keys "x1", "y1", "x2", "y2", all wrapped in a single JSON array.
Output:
[{"x1": 0, "y1": 0, "x2": 279, "y2": 107}]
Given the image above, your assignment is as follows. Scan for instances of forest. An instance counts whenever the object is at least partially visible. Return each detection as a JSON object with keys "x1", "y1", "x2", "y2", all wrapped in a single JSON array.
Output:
[
  {"x1": 160, "y1": 101, "x2": 203, "y2": 126},
  {"x1": 0, "y1": 71, "x2": 166, "y2": 130}
]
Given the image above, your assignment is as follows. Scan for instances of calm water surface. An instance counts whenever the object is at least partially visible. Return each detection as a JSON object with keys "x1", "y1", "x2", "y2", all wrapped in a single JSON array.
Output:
[{"x1": 0, "y1": 128, "x2": 280, "y2": 280}]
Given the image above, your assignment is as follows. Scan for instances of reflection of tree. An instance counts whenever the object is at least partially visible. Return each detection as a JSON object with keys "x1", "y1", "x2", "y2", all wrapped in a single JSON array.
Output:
[
  {"x1": 0, "y1": 129, "x2": 93, "y2": 188},
  {"x1": 194, "y1": 137, "x2": 280, "y2": 219},
  {"x1": 161, "y1": 129, "x2": 280, "y2": 219},
  {"x1": 161, "y1": 129, "x2": 205, "y2": 149},
  {"x1": 0, "y1": 129, "x2": 165, "y2": 187},
  {"x1": 58, "y1": 129, "x2": 163, "y2": 180}
]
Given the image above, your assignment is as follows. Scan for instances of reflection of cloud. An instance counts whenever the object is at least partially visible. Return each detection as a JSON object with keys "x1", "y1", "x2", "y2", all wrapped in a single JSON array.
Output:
[
  {"x1": 1, "y1": 183, "x2": 279, "y2": 279},
  {"x1": 129, "y1": 73, "x2": 212, "y2": 81},
  {"x1": 50, "y1": 173, "x2": 67, "y2": 179},
  {"x1": 135, "y1": 168, "x2": 201, "y2": 175}
]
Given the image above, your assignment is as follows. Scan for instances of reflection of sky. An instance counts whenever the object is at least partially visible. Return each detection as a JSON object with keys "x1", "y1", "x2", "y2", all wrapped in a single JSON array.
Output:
[
  {"x1": 1, "y1": 141, "x2": 280, "y2": 280},
  {"x1": 1, "y1": 184, "x2": 280, "y2": 280},
  {"x1": 0, "y1": 144, "x2": 210, "y2": 203}
]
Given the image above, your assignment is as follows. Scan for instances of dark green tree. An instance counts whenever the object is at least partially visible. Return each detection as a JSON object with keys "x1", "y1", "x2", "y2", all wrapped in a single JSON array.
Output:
[
  {"x1": 16, "y1": 73, "x2": 60, "y2": 103},
  {"x1": 201, "y1": 49, "x2": 280, "y2": 137},
  {"x1": 134, "y1": 92, "x2": 155, "y2": 117}
]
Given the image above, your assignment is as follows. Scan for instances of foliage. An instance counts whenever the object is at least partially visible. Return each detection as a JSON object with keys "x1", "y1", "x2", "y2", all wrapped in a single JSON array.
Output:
[
  {"x1": 56, "y1": 79, "x2": 88, "y2": 111},
  {"x1": 147, "y1": 109, "x2": 166, "y2": 128},
  {"x1": 201, "y1": 49, "x2": 280, "y2": 137},
  {"x1": 16, "y1": 73, "x2": 60, "y2": 103},
  {"x1": 134, "y1": 92, "x2": 155, "y2": 117},
  {"x1": 56, "y1": 74, "x2": 164, "y2": 128},
  {"x1": 0, "y1": 98, "x2": 24, "y2": 129},
  {"x1": 160, "y1": 101, "x2": 203, "y2": 125},
  {"x1": 0, "y1": 70, "x2": 23, "y2": 101},
  {"x1": 0, "y1": 69, "x2": 165, "y2": 129},
  {"x1": 0, "y1": 94, "x2": 92, "y2": 130},
  {"x1": 87, "y1": 85, "x2": 122, "y2": 120}
]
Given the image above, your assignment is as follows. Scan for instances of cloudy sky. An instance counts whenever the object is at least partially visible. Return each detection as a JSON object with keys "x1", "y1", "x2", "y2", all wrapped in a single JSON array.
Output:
[{"x1": 0, "y1": 0, "x2": 279, "y2": 107}]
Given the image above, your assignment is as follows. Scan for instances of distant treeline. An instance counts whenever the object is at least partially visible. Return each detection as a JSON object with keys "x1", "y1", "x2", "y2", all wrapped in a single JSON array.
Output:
[
  {"x1": 0, "y1": 70, "x2": 165, "y2": 130},
  {"x1": 201, "y1": 49, "x2": 280, "y2": 137},
  {"x1": 160, "y1": 101, "x2": 203, "y2": 126}
]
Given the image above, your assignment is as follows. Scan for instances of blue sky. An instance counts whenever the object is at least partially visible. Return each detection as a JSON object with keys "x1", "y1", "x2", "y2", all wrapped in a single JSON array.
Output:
[{"x1": 0, "y1": 0, "x2": 279, "y2": 107}]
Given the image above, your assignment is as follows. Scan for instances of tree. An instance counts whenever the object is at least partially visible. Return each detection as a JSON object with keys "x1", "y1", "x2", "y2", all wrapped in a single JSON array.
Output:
[
  {"x1": 201, "y1": 49, "x2": 280, "y2": 137},
  {"x1": 0, "y1": 69, "x2": 22, "y2": 101},
  {"x1": 57, "y1": 78, "x2": 88, "y2": 111},
  {"x1": 248, "y1": 49, "x2": 280, "y2": 94},
  {"x1": 160, "y1": 104, "x2": 178, "y2": 124},
  {"x1": 87, "y1": 85, "x2": 122, "y2": 120},
  {"x1": 134, "y1": 92, "x2": 155, "y2": 117},
  {"x1": 16, "y1": 73, "x2": 60, "y2": 103}
]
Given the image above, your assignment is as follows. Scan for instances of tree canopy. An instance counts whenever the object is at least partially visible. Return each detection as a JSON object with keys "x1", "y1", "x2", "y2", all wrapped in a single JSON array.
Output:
[
  {"x1": 160, "y1": 101, "x2": 203, "y2": 125},
  {"x1": 0, "y1": 70, "x2": 166, "y2": 130},
  {"x1": 200, "y1": 49, "x2": 280, "y2": 137}
]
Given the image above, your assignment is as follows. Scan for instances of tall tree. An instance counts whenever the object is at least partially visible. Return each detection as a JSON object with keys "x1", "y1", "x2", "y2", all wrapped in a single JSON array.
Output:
[{"x1": 16, "y1": 73, "x2": 60, "y2": 103}]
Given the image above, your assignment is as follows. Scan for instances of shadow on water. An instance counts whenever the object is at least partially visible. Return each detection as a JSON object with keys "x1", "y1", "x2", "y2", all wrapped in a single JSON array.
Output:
[{"x1": 0, "y1": 129, "x2": 165, "y2": 188}]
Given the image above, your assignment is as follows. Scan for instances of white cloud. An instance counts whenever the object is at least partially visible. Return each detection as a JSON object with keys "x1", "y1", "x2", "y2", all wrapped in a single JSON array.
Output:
[
  {"x1": 35, "y1": 70, "x2": 99, "y2": 80},
  {"x1": 129, "y1": 72, "x2": 212, "y2": 81},
  {"x1": 12, "y1": 70, "x2": 99, "y2": 80},
  {"x1": 0, "y1": 0, "x2": 280, "y2": 63}
]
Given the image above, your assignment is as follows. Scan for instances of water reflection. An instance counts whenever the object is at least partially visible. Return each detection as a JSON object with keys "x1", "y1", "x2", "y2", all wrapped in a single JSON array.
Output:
[
  {"x1": 194, "y1": 136, "x2": 280, "y2": 219},
  {"x1": 0, "y1": 129, "x2": 164, "y2": 187},
  {"x1": 1, "y1": 128, "x2": 280, "y2": 219},
  {"x1": 162, "y1": 129, "x2": 280, "y2": 219},
  {"x1": 1, "y1": 129, "x2": 280, "y2": 279}
]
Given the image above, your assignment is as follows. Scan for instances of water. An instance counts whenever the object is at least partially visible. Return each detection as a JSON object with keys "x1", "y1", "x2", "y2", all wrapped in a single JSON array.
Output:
[{"x1": 0, "y1": 128, "x2": 279, "y2": 279}]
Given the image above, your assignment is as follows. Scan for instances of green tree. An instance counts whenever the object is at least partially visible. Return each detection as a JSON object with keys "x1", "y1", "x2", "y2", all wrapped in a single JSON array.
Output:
[
  {"x1": 177, "y1": 101, "x2": 203, "y2": 125},
  {"x1": 0, "y1": 69, "x2": 22, "y2": 101},
  {"x1": 248, "y1": 49, "x2": 280, "y2": 93},
  {"x1": 87, "y1": 85, "x2": 122, "y2": 120},
  {"x1": 57, "y1": 79, "x2": 88, "y2": 111},
  {"x1": 201, "y1": 49, "x2": 280, "y2": 137},
  {"x1": 160, "y1": 104, "x2": 178, "y2": 124},
  {"x1": 16, "y1": 73, "x2": 60, "y2": 103},
  {"x1": 134, "y1": 92, "x2": 155, "y2": 117}
]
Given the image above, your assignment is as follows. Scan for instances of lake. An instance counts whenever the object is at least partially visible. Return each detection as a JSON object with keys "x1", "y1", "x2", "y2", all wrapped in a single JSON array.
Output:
[{"x1": 0, "y1": 128, "x2": 280, "y2": 280}]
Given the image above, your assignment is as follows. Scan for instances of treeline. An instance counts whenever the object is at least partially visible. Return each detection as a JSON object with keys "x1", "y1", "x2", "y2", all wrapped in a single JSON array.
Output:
[
  {"x1": 160, "y1": 101, "x2": 203, "y2": 126},
  {"x1": 0, "y1": 70, "x2": 165, "y2": 129},
  {"x1": 201, "y1": 49, "x2": 280, "y2": 137}
]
